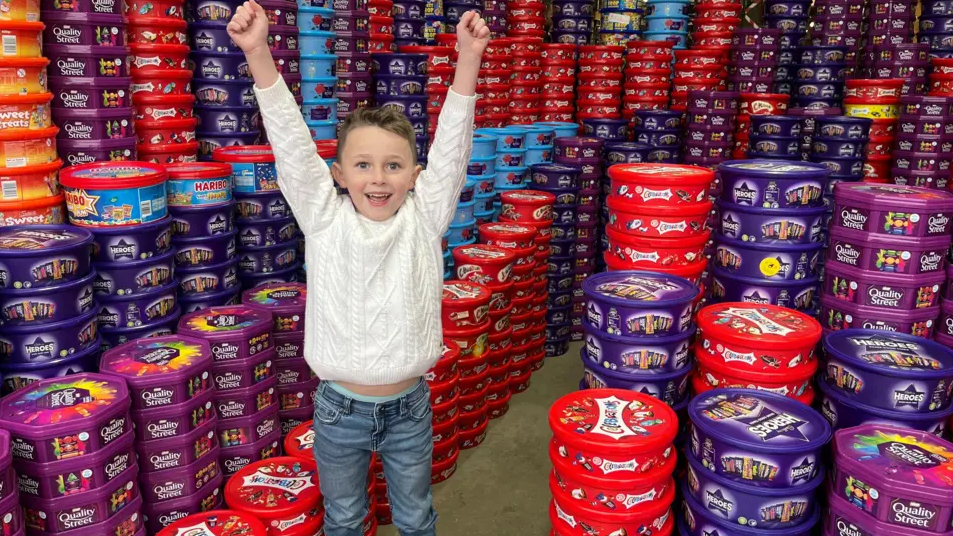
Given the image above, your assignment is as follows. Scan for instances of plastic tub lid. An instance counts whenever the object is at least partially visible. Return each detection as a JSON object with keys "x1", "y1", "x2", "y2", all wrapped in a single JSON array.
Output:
[
  {"x1": 212, "y1": 145, "x2": 276, "y2": 163},
  {"x1": 824, "y1": 329, "x2": 953, "y2": 379},
  {"x1": 164, "y1": 162, "x2": 233, "y2": 180},
  {"x1": 834, "y1": 182, "x2": 953, "y2": 212},
  {"x1": 477, "y1": 222, "x2": 537, "y2": 244},
  {"x1": 59, "y1": 161, "x2": 167, "y2": 190},
  {"x1": 224, "y1": 456, "x2": 321, "y2": 517},
  {"x1": 582, "y1": 270, "x2": 699, "y2": 310},
  {"x1": 718, "y1": 159, "x2": 830, "y2": 178},
  {"x1": 99, "y1": 335, "x2": 213, "y2": 390},
  {"x1": 177, "y1": 304, "x2": 273, "y2": 340},
  {"x1": 0, "y1": 224, "x2": 93, "y2": 262},
  {"x1": 156, "y1": 510, "x2": 268, "y2": 536},
  {"x1": 696, "y1": 302, "x2": 822, "y2": 348},
  {"x1": 606, "y1": 163, "x2": 715, "y2": 185},
  {"x1": 242, "y1": 282, "x2": 306, "y2": 315}
]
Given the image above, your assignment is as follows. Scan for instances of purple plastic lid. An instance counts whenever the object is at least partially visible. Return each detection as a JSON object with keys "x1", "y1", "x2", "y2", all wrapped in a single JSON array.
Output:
[
  {"x1": 0, "y1": 429, "x2": 8, "y2": 469},
  {"x1": 241, "y1": 282, "x2": 306, "y2": 315},
  {"x1": 99, "y1": 335, "x2": 213, "y2": 390},
  {"x1": 833, "y1": 423, "x2": 953, "y2": 504},
  {"x1": 718, "y1": 159, "x2": 830, "y2": 178},
  {"x1": 0, "y1": 372, "x2": 130, "y2": 439},
  {"x1": 689, "y1": 388, "x2": 832, "y2": 451},
  {"x1": 48, "y1": 75, "x2": 132, "y2": 89},
  {"x1": 582, "y1": 271, "x2": 698, "y2": 308},
  {"x1": 0, "y1": 225, "x2": 93, "y2": 260},
  {"x1": 834, "y1": 182, "x2": 953, "y2": 211},
  {"x1": 824, "y1": 329, "x2": 953, "y2": 377},
  {"x1": 177, "y1": 305, "x2": 272, "y2": 340}
]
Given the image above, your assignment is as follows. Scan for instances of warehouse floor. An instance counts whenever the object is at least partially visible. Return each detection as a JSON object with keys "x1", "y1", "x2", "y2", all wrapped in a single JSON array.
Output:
[{"x1": 379, "y1": 342, "x2": 583, "y2": 536}]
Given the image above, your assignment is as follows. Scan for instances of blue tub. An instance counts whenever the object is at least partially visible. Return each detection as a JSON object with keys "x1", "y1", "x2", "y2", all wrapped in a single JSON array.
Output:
[
  {"x1": 471, "y1": 133, "x2": 499, "y2": 158},
  {"x1": 536, "y1": 121, "x2": 578, "y2": 138},
  {"x1": 301, "y1": 76, "x2": 336, "y2": 99},
  {"x1": 301, "y1": 55, "x2": 337, "y2": 77},
  {"x1": 298, "y1": 7, "x2": 335, "y2": 31},
  {"x1": 522, "y1": 125, "x2": 555, "y2": 147},
  {"x1": 307, "y1": 119, "x2": 337, "y2": 140},
  {"x1": 300, "y1": 30, "x2": 335, "y2": 55},
  {"x1": 474, "y1": 192, "x2": 494, "y2": 213},
  {"x1": 302, "y1": 98, "x2": 339, "y2": 121},
  {"x1": 645, "y1": 14, "x2": 690, "y2": 32},
  {"x1": 446, "y1": 219, "x2": 476, "y2": 244},
  {"x1": 475, "y1": 127, "x2": 526, "y2": 150},
  {"x1": 296, "y1": 0, "x2": 331, "y2": 7},
  {"x1": 525, "y1": 145, "x2": 553, "y2": 166},
  {"x1": 474, "y1": 208, "x2": 495, "y2": 227},
  {"x1": 467, "y1": 155, "x2": 496, "y2": 176},
  {"x1": 494, "y1": 166, "x2": 529, "y2": 188},
  {"x1": 496, "y1": 149, "x2": 527, "y2": 168},
  {"x1": 643, "y1": 30, "x2": 688, "y2": 47},
  {"x1": 645, "y1": 0, "x2": 689, "y2": 16},
  {"x1": 452, "y1": 200, "x2": 476, "y2": 225}
]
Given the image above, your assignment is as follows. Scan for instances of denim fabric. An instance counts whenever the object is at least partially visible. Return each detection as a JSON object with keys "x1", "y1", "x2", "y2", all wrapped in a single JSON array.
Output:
[{"x1": 312, "y1": 380, "x2": 437, "y2": 536}]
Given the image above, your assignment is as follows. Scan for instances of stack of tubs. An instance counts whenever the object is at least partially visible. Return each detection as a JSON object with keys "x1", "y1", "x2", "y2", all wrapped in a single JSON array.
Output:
[
  {"x1": 790, "y1": 45, "x2": 848, "y2": 111},
  {"x1": 393, "y1": 0, "x2": 426, "y2": 48},
  {"x1": 603, "y1": 163, "x2": 712, "y2": 286},
  {"x1": 332, "y1": 8, "x2": 372, "y2": 137},
  {"x1": 99, "y1": 335, "x2": 223, "y2": 533},
  {"x1": 580, "y1": 271, "x2": 697, "y2": 416},
  {"x1": 242, "y1": 282, "x2": 316, "y2": 436},
  {"x1": 299, "y1": 0, "x2": 338, "y2": 125},
  {"x1": 921, "y1": 5, "x2": 953, "y2": 57},
  {"x1": 178, "y1": 304, "x2": 283, "y2": 480},
  {"x1": 368, "y1": 0, "x2": 394, "y2": 52},
  {"x1": 507, "y1": 0, "x2": 545, "y2": 42},
  {"x1": 524, "y1": 123, "x2": 556, "y2": 168},
  {"x1": 820, "y1": 330, "x2": 953, "y2": 435},
  {"x1": 44, "y1": 0, "x2": 136, "y2": 165},
  {"x1": 372, "y1": 52, "x2": 428, "y2": 157},
  {"x1": 129, "y1": 0, "x2": 196, "y2": 164},
  {"x1": 471, "y1": 41, "x2": 511, "y2": 129},
  {"x1": 748, "y1": 113, "x2": 802, "y2": 162},
  {"x1": 810, "y1": 116, "x2": 869, "y2": 209},
  {"x1": 213, "y1": 145, "x2": 305, "y2": 289},
  {"x1": 643, "y1": 0, "x2": 688, "y2": 48},
  {"x1": 594, "y1": 0, "x2": 641, "y2": 46},
  {"x1": 680, "y1": 389, "x2": 828, "y2": 536},
  {"x1": 684, "y1": 90, "x2": 738, "y2": 167},
  {"x1": 58, "y1": 162, "x2": 181, "y2": 350},
  {"x1": 807, "y1": 2, "x2": 860, "y2": 78},
  {"x1": 3, "y1": 373, "x2": 145, "y2": 536},
  {"x1": 844, "y1": 79, "x2": 901, "y2": 183},
  {"x1": 820, "y1": 182, "x2": 952, "y2": 338},
  {"x1": 862, "y1": 43, "x2": 928, "y2": 97},
  {"x1": 575, "y1": 45, "x2": 624, "y2": 123},
  {"x1": 507, "y1": 38, "x2": 543, "y2": 125},
  {"x1": 729, "y1": 28, "x2": 780, "y2": 96},
  {"x1": 632, "y1": 109, "x2": 679, "y2": 164},
  {"x1": 622, "y1": 39, "x2": 674, "y2": 116},
  {"x1": 923, "y1": 0, "x2": 953, "y2": 55},
  {"x1": 890, "y1": 95, "x2": 953, "y2": 190},
  {"x1": 581, "y1": 120, "x2": 626, "y2": 276},
  {"x1": 764, "y1": 0, "x2": 808, "y2": 95},
  {"x1": 690, "y1": 9, "x2": 737, "y2": 50},
  {"x1": 551, "y1": 0, "x2": 591, "y2": 46},
  {"x1": 540, "y1": 43, "x2": 577, "y2": 124},
  {"x1": 459, "y1": 132, "x2": 496, "y2": 249},
  {"x1": 0, "y1": 225, "x2": 100, "y2": 394},
  {"x1": 709, "y1": 160, "x2": 827, "y2": 311},
  {"x1": 548, "y1": 389, "x2": 678, "y2": 536},
  {"x1": 671, "y1": 47, "x2": 727, "y2": 112},
  {"x1": 477, "y1": 126, "x2": 529, "y2": 204},
  {"x1": 478, "y1": 0, "x2": 503, "y2": 36},
  {"x1": 404, "y1": 44, "x2": 452, "y2": 136},
  {"x1": 734, "y1": 92, "x2": 790, "y2": 158}
]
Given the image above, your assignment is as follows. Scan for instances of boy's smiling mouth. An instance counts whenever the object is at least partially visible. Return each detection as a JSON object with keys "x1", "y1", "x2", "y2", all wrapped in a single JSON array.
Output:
[{"x1": 366, "y1": 193, "x2": 392, "y2": 206}]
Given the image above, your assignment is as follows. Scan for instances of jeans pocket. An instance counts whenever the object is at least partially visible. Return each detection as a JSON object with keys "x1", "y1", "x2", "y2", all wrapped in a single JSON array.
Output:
[
  {"x1": 407, "y1": 390, "x2": 432, "y2": 422},
  {"x1": 315, "y1": 400, "x2": 342, "y2": 425}
]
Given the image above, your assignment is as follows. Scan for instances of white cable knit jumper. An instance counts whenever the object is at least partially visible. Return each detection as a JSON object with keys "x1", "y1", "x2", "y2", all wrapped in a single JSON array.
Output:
[{"x1": 253, "y1": 78, "x2": 476, "y2": 385}]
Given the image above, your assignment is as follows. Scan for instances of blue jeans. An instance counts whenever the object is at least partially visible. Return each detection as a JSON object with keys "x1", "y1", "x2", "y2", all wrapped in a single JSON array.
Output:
[{"x1": 312, "y1": 380, "x2": 437, "y2": 536}]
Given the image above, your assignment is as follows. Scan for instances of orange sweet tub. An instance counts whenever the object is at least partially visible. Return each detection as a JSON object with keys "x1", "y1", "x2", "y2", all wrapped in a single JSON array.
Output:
[
  {"x1": 0, "y1": 21, "x2": 44, "y2": 58},
  {"x1": 0, "y1": 92, "x2": 51, "y2": 130},
  {"x1": 0, "y1": 159, "x2": 61, "y2": 200},
  {"x1": 0, "y1": 0, "x2": 40, "y2": 23},
  {"x1": 0, "y1": 57, "x2": 47, "y2": 94},
  {"x1": 0, "y1": 124, "x2": 57, "y2": 166},
  {"x1": 0, "y1": 192, "x2": 64, "y2": 225}
]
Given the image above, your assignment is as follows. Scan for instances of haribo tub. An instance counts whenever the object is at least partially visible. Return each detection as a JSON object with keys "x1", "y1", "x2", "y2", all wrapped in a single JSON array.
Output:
[
  {"x1": 688, "y1": 389, "x2": 832, "y2": 488},
  {"x1": 59, "y1": 162, "x2": 169, "y2": 227}
]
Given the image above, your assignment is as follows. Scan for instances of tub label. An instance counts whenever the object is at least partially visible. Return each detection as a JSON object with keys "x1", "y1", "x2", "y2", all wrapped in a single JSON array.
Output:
[
  {"x1": 554, "y1": 501, "x2": 577, "y2": 528},
  {"x1": 790, "y1": 457, "x2": 816, "y2": 484},
  {"x1": 705, "y1": 489, "x2": 734, "y2": 516},
  {"x1": 891, "y1": 499, "x2": 939, "y2": 529},
  {"x1": 839, "y1": 208, "x2": 868, "y2": 231},
  {"x1": 833, "y1": 515, "x2": 871, "y2": 536},
  {"x1": 744, "y1": 408, "x2": 809, "y2": 442}
]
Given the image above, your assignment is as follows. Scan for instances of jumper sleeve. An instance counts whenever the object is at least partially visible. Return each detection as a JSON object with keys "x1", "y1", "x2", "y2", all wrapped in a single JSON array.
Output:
[
  {"x1": 413, "y1": 88, "x2": 477, "y2": 237},
  {"x1": 254, "y1": 77, "x2": 339, "y2": 235}
]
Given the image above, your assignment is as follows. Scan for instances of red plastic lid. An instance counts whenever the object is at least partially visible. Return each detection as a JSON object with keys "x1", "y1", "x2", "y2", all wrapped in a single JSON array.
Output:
[
  {"x1": 0, "y1": 21, "x2": 43, "y2": 30},
  {"x1": 696, "y1": 302, "x2": 822, "y2": 349},
  {"x1": 156, "y1": 510, "x2": 268, "y2": 536},
  {"x1": 542, "y1": 43, "x2": 577, "y2": 50},
  {"x1": 440, "y1": 338, "x2": 461, "y2": 364},
  {"x1": 59, "y1": 161, "x2": 167, "y2": 189},
  {"x1": 674, "y1": 48, "x2": 725, "y2": 58},
  {"x1": 845, "y1": 78, "x2": 903, "y2": 88},
  {"x1": 128, "y1": 15, "x2": 187, "y2": 29},
  {"x1": 843, "y1": 96, "x2": 898, "y2": 105},
  {"x1": 136, "y1": 117, "x2": 198, "y2": 130},
  {"x1": 607, "y1": 226, "x2": 709, "y2": 248},
  {"x1": 0, "y1": 124, "x2": 56, "y2": 141},
  {"x1": 628, "y1": 40, "x2": 675, "y2": 49},
  {"x1": 225, "y1": 457, "x2": 321, "y2": 518},
  {"x1": 0, "y1": 91, "x2": 50, "y2": 105},
  {"x1": 740, "y1": 92, "x2": 789, "y2": 102},
  {"x1": 130, "y1": 43, "x2": 189, "y2": 55},
  {"x1": 443, "y1": 280, "x2": 492, "y2": 306},
  {"x1": 283, "y1": 421, "x2": 315, "y2": 460},
  {"x1": 606, "y1": 196, "x2": 712, "y2": 217},
  {"x1": 697, "y1": 348, "x2": 819, "y2": 383},
  {"x1": 213, "y1": 145, "x2": 276, "y2": 163},
  {"x1": 0, "y1": 57, "x2": 48, "y2": 68},
  {"x1": 548, "y1": 388, "x2": 677, "y2": 456},
  {"x1": 479, "y1": 222, "x2": 537, "y2": 243},
  {"x1": 0, "y1": 192, "x2": 64, "y2": 211},
  {"x1": 452, "y1": 244, "x2": 517, "y2": 266},
  {"x1": 607, "y1": 163, "x2": 715, "y2": 186},
  {"x1": 315, "y1": 139, "x2": 337, "y2": 159},
  {"x1": 580, "y1": 45, "x2": 625, "y2": 53},
  {"x1": 132, "y1": 68, "x2": 192, "y2": 81},
  {"x1": 501, "y1": 190, "x2": 556, "y2": 207},
  {"x1": 133, "y1": 93, "x2": 196, "y2": 105},
  {"x1": 579, "y1": 70, "x2": 624, "y2": 81},
  {"x1": 138, "y1": 140, "x2": 199, "y2": 155}
]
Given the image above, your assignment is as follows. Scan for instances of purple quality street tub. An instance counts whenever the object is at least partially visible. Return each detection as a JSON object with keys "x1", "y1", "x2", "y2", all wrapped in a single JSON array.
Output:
[
  {"x1": 709, "y1": 268, "x2": 818, "y2": 312},
  {"x1": 93, "y1": 250, "x2": 175, "y2": 297},
  {"x1": 714, "y1": 234, "x2": 823, "y2": 280},
  {"x1": 95, "y1": 278, "x2": 178, "y2": 328},
  {"x1": 276, "y1": 376, "x2": 318, "y2": 410},
  {"x1": 217, "y1": 405, "x2": 279, "y2": 449},
  {"x1": 137, "y1": 414, "x2": 218, "y2": 472},
  {"x1": 827, "y1": 225, "x2": 949, "y2": 275},
  {"x1": 178, "y1": 257, "x2": 239, "y2": 296},
  {"x1": 718, "y1": 160, "x2": 830, "y2": 208},
  {"x1": 20, "y1": 460, "x2": 139, "y2": 533},
  {"x1": 46, "y1": 44, "x2": 130, "y2": 78},
  {"x1": 131, "y1": 386, "x2": 216, "y2": 442},
  {"x1": 824, "y1": 260, "x2": 944, "y2": 310},
  {"x1": 138, "y1": 446, "x2": 220, "y2": 503},
  {"x1": 49, "y1": 76, "x2": 131, "y2": 109},
  {"x1": 582, "y1": 271, "x2": 697, "y2": 338},
  {"x1": 830, "y1": 424, "x2": 953, "y2": 531},
  {"x1": 820, "y1": 294, "x2": 939, "y2": 337},
  {"x1": 172, "y1": 229, "x2": 237, "y2": 267},
  {"x1": 582, "y1": 324, "x2": 693, "y2": 374},
  {"x1": 825, "y1": 490, "x2": 942, "y2": 536},
  {"x1": 14, "y1": 429, "x2": 135, "y2": 500},
  {"x1": 274, "y1": 331, "x2": 304, "y2": 359},
  {"x1": 0, "y1": 308, "x2": 98, "y2": 363},
  {"x1": 688, "y1": 389, "x2": 831, "y2": 488},
  {"x1": 234, "y1": 190, "x2": 293, "y2": 221},
  {"x1": 177, "y1": 304, "x2": 272, "y2": 362},
  {"x1": 210, "y1": 347, "x2": 275, "y2": 391},
  {"x1": 98, "y1": 309, "x2": 178, "y2": 351},
  {"x1": 716, "y1": 201, "x2": 825, "y2": 244},
  {"x1": 0, "y1": 270, "x2": 96, "y2": 327},
  {"x1": 684, "y1": 445, "x2": 824, "y2": 529},
  {"x1": 0, "y1": 225, "x2": 93, "y2": 290},
  {"x1": 818, "y1": 378, "x2": 953, "y2": 436},
  {"x1": 823, "y1": 329, "x2": 953, "y2": 412},
  {"x1": 0, "y1": 372, "x2": 131, "y2": 463},
  {"x1": 213, "y1": 374, "x2": 278, "y2": 419},
  {"x1": 833, "y1": 182, "x2": 953, "y2": 237},
  {"x1": 53, "y1": 107, "x2": 134, "y2": 140},
  {"x1": 580, "y1": 350, "x2": 691, "y2": 406},
  {"x1": 141, "y1": 472, "x2": 222, "y2": 534},
  {"x1": 275, "y1": 356, "x2": 315, "y2": 385},
  {"x1": 219, "y1": 427, "x2": 281, "y2": 477},
  {"x1": 99, "y1": 334, "x2": 213, "y2": 410},
  {"x1": 88, "y1": 217, "x2": 172, "y2": 263},
  {"x1": 169, "y1": 202, "x2": 235, "y2": 238}
]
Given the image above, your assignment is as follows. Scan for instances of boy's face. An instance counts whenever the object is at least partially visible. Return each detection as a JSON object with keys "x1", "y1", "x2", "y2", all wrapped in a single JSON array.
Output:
[{"x1": 331, "y1": 125, "x2": 421, "y2": 222}]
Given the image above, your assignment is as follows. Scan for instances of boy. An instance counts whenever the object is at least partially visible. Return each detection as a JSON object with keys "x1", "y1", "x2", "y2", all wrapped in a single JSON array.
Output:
[{"x1": 227, "y1": 5, "x2": 489, "y2": 536}]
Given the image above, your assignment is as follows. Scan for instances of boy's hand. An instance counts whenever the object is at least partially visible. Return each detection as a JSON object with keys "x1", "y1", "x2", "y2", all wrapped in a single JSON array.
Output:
[
  {"x1": 456, "y1": 11, "x2": 490, "y2": 58},
  {"x1": 227, "y1": 0, "x2": 270, "y2": 56}
]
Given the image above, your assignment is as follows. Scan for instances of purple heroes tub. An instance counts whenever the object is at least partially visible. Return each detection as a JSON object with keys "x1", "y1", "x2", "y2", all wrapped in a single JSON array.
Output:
[
  {"x1": 177, "y1": 304, "x2": 273, "y2": 362},
  {"x1": 831, "y1": 424, "x2": 953, "y2": 532},
  {"x1": 0, "y1": 225, "x2": 93, "y2": 290},
  {"x1": 88, "y1": 217, "x2": 173, "y2": 263},
  {"x1": 98, "y1": 309, "x2": 178, "y2": 351},
  {"x1": 236, "y1": 216, "x2": 299, "y2": 248},
  {"x1": 679, "y1": 487, "x2": 819, "y2": 536},
  {"x1": 818, "y1": 379, "x2": 952, "y2": 436},
  {"x1": 0, "y1": 308, "x2": 98, "y2": 364},
  {"x1": 688, "y1": 388, "x2": 831, "y2": 488},
  {"x1": 582, "y1": 323, "x2": 693, "y2": 374},
  {"x1": 714, "y1": 234, "x2": 824, "y2": 280},
  {"x1": 136, "y1": 412, "x2": 218, "y2": 473},
  {"x1": 237, "y1": 241, "x2": 299, "y2": 274},
  {"x1": 0, "y1": 270, "x2": 96, "y2": 327},
  {"x1": 824, "y1": 260, "x2": 944, "y2": 310},
  {"x1": 0, "y1": 372, "x2": 131, "y2": 463},
  {"x1": 580, "y1": 350, "x2": 691, "y2": 405},
  {"x1": 833, "y1": 182, "x2": 953, "y2": 238},
  {"x1": 0, "y1": 339, "x2": 102, "y2": 397},
  {"x1": 582, "y1": 271, "x2": 697, "y2": 338},
  {"x1": 827, "y1": 225, "x2": 949, "y2": 275},
  {"x1": 717, "y1": 200, "x2": 826, "y2": 244},
  {"x1": 99, "y1": 334, "x2": 213, "y2": 411},
  {"x1": 178, "y1": 257, "x2": 239, "y2": 297},
  {"x1": 718, "y1": 160, "x2": 830, "y2": 208},
  {"x1": 139, "y1": 444, "x2": 220, "y2": 503},
  {"x1": 93, "y1": 250, "x2": 175, "y2": 297},
  {"x1": 684, "y1": 441, "x2": 824, "y2": 529},
  {"x1": 235, "y1": 190, "x2": 293, "y2": 221},
  {"x1": 822, "y1": 329, "x2": 953, "y2": 412},
  {"x1": 169, "y1": 201, "x2": 235, "y2": 239},
  {"x1": 173, "y1": 228, "x2": 237, "y2": 267},
  {"x1": 710, "y1": 269, "x2": 819, "y2": 312},
  {"x1": 95, "y1": 278, "x2": 178, "y2": 328},
  {"x1": 131, "y1": 386, "x2": 216, "y2": 443}
]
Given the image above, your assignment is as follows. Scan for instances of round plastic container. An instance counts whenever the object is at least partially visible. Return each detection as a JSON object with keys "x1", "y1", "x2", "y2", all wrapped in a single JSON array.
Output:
[{"x1": 59, "y1": 161, "x2": 167, "y2": 226}]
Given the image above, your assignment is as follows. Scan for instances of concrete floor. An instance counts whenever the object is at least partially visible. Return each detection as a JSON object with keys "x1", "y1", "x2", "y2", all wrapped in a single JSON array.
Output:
[{"x1": 380, "y1": 342, "x2": 583, "y2": 536}]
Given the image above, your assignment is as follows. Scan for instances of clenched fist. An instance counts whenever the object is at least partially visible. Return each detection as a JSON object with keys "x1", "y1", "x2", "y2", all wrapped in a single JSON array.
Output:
[{"x1": 227, "y1": 0, "x2": 270, "y2": 55}]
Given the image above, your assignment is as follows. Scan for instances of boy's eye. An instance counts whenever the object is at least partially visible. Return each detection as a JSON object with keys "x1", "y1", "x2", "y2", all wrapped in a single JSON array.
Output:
[
  {"x1": 387, "y1": 163, "x2": 401, "y2": 170},
  {"x1": 356, "y1": 162, "x2": 370, "y2": 169}
]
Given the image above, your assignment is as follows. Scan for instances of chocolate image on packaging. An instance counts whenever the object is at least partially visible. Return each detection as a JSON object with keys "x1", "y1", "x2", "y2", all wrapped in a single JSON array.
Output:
[
  {"x1": 820, "y1": 295, "x2": 939, "y2": 337},
  {"x1": 0, "y1": 308, "x2": 98, "y2": 363},
  {"x1": 89, "y1": 217, "x2": 173, "y2": 262},
  {"x1": 96, "y1": 278, "x2": 178, "y2": 328},
  {"x1": 0, "y1": 225, "x2": 93, "y2": 289},
  {"x1": 136, "y1": 414, "x2": 218, "y2": 472},
  {"x1": 131, "y1": 386, "x2": 216, "y2": 443},
  {"x1": 169, "y1": 201, "x2": 235, "y2": 238},
  {"x1": 828, "y1": 225, "x2": 949, "y2": 275},
  {"x1": 0, "y1": 270, "x2": 96, "y2": 326}
]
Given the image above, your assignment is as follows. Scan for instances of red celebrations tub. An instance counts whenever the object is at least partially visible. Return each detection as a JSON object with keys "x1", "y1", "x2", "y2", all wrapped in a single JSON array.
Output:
[
  {"x1": 549, "y1": 389, "x2": 678, "y2": 536},
  {"x1": 499, "y1": 189, "x2": 556, "y2": 222},
  {"x1": 156, "y1": 510, "x2": 268, "y2": 536},
  {"x1": 225, "y1": 456, "x2": 322, "y2": 536},
  {"x1": 442, "y1": 280, "x2": 491, "y2": 330},
  {"x1": 452, "y1": 243, "x2": 517, "y2": 286},
  {"x1": 283, "y1": 420, "x2": 314, "y2": 461},
  {"x1": 607, "y1": 163, "x2": 716, "y2": 205},
  {"x1": 606, "y1": 195, "x2": 712, "y2": 238},
  {"x1": 695, "y1": 302, "x2": 821, "y2": 400},
  {"x1": 59, "y1": 161, "x2": 169, "y2": 227}
]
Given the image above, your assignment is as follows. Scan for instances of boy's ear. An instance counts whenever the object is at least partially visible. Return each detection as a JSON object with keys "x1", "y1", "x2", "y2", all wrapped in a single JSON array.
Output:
[
  {"x1": 410, "y1": 163, "x2": 422, "y2": 189},
  {"x1": 331, "y1": 161, "x2": 346, "y2": 189}
]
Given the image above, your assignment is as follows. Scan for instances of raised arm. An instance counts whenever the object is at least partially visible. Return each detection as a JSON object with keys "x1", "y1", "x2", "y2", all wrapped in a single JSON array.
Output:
[
  {"x1": 413, "y1": 12, "x2": 487, "y2": 236},
  {"x1": 228, "y1": 0, "x2": 339, "y2": 235}
]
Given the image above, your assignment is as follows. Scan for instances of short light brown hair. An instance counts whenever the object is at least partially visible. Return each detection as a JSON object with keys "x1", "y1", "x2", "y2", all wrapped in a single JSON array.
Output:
[{"x1": 337, "y1": 107, "x2": 418, "y2": 164}]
